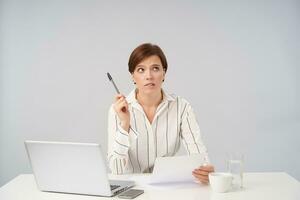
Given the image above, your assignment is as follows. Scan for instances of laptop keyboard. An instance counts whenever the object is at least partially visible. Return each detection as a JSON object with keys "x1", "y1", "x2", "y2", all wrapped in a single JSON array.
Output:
[{"x1": 110, "y1": 184, "x2": 121, "y2": 190}]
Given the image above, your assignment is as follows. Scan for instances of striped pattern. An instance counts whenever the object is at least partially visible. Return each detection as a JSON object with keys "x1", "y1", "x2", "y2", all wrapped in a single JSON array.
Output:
[{"x1": 107, "y1": 89, "x2": 210, "y2": 174}]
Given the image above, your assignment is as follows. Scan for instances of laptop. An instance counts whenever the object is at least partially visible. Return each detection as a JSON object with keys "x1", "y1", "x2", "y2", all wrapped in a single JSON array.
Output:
[{"x1": 24, "y1": 140, "x2": 134, "y2": 196}]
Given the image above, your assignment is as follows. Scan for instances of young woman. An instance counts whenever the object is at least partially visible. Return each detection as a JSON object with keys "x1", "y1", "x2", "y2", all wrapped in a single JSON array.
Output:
[{"x1": 107, "y1": 43, "x2": 214, "y2": 183}]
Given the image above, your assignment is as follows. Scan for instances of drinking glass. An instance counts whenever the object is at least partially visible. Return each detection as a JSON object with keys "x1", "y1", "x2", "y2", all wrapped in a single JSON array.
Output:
[{"x1": 227, "y1": 153, "x2": 244, "y2": 189}]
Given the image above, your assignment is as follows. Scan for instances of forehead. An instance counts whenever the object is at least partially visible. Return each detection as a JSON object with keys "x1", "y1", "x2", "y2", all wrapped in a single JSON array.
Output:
[{"x1": 136, "y1": 55, "x2": 162, "y2": 67}]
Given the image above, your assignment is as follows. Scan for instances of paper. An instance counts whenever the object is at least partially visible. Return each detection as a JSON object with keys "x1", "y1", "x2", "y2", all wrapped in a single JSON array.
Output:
[
  {"x1": 149, "y1": 155, "x2": 204, "y2": 184},
  {"x1": 129, "y1": 174, "x2": 200, "y2": 190}
]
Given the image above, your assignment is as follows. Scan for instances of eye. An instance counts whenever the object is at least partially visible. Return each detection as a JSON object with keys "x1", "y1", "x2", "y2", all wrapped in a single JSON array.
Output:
[
  {"x1": 137, "y1": 68, "x2": 144, "y2": 73},
  {"x1": 153, "y1": 66, "x2": 160, "y2": 71}
]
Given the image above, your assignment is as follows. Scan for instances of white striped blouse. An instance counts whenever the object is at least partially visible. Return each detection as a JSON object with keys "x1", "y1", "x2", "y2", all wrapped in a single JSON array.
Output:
[{"x1": 107, "y1": 89, "x2": 210, "y2": 174}]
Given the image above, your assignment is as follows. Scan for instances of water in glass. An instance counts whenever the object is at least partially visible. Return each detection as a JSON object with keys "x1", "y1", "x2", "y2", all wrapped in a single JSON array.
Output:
[{"x1": 227, "y1": 155, "x2": 244, "y2": 189}]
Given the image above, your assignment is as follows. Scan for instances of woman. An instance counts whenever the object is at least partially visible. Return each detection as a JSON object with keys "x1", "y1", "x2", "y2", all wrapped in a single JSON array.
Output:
[{"x1": 107, "y1": 43, "x2": 214, "y2": 183}]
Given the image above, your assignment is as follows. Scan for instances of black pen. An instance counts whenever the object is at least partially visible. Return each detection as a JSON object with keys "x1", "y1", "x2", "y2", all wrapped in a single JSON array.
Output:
[{"x1": 107, "y1": 72, "x2": 120, "y2": 94}]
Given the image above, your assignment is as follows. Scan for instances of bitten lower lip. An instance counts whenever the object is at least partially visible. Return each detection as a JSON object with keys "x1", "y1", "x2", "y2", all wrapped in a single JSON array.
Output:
[{"x1": 144, "y1": 83, "x2": 155, "y2": 86}]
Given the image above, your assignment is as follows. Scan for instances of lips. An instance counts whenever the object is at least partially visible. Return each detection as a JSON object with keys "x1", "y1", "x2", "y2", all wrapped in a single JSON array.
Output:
[{"x1": 144, "y1": 83, "x2": 155, "y2": 87}]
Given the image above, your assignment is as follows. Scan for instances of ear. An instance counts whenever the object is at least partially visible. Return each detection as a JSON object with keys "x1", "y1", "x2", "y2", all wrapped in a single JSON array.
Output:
[
  {"x1": 162, "y1": 70, "x2": 166, "y2": 81},
  {"x1": 131, "y1": 74, "x2": 136, "y2": 84}
]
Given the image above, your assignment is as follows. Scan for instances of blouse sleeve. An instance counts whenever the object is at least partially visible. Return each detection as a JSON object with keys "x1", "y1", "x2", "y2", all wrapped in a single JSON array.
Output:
[
  {"x1": 107, "y1": 105, "x2": 138, "y2": 174},
  {"x1": 179, "y1": 101, "x2": 210, "y2": 164}
]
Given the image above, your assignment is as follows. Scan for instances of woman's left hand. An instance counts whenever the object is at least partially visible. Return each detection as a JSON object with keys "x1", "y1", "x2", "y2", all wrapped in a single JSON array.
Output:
[{"x1": 192, "y1": 165, "x2": 215, "y2": 184}]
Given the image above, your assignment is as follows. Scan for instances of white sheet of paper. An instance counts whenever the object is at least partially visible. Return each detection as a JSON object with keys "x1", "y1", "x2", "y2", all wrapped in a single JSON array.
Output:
[{"x1": 149, "y1": 155, "x2": 204, "y2": 184}]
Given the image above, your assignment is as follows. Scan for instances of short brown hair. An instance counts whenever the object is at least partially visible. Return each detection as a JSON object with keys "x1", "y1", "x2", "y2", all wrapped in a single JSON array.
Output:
[{"x1": 128, "y1": 43, "x2": 168, "y2": 74}]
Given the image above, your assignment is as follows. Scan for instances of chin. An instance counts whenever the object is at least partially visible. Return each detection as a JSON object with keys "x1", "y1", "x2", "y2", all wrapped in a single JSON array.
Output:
[{"x1": 140, "y1": 87, "x2": 161, "y2": 94}]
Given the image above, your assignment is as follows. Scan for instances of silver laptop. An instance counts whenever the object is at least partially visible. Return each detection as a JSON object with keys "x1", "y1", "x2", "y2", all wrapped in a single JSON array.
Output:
[{"x1": 25, "y1": 140, "x2": 134, "y2": 196}]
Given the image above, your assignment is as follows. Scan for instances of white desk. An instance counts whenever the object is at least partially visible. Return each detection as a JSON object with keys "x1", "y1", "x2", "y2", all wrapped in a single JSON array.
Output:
[{"x1": 0, "y1": 173, "x2": 299, "y2": 200}]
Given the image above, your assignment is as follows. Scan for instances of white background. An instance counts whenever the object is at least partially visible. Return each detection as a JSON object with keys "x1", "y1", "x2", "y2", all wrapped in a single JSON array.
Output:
[{"x1": 1, "y1": 0, "x2": 299, "y2": 186}]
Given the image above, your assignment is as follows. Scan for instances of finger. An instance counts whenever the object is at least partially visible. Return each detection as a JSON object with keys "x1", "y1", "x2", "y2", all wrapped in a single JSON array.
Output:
[
  {"x1": 115, "y1": 96, "x2": 125, "y2": 104},
  {"x1": 193, "y1": 170, "x2": 209, "y2": 176},
  {"x1": 121, "y1": 103, "x2": 128, "y2": 113},
  {"x1": 199, "y1": 165, "x2": 214, "y2": 172},
  {"x1": 119, "y1": 100, "x2": 128, "y2": 108},
  {"x1": 195, "y1": 179, "x2": 209, "y2": 184},
  {"x1": 196, "y1": 178, "x2": 209, "y2": 184},
  {"x1": 120, "y1": 101, "x2": 129, "y2": 111},
  {"x1": 116, "y1": 102, "x2": 128, "y2": 112},
  {"x1": 200, "y1": 179, "x2": 209, "y2": 184},
  {"x1": 118, "y1": 97, "x2": 129, "y2": 105},
  {"x1": 195, "y1": 167, "x2": 213, "y2": 173},
  {"x1": 192, "y1": 173, "x2": 209, "y2": 182},
  {"x1": 113, "y1": 101, "x2": 123, "y2": 111},
  {"x1": 115, "y1": 98, "x2": 128, "y2": 108},
  {"x1": 192, "y1": 171, "x2": 209, "y2": 179},
  {"x1": 115, "y1": 99, "x2": 123, "y2": 105},
  {"x1": 115, "y1": 94, "x2": 125, "y2": 101}
]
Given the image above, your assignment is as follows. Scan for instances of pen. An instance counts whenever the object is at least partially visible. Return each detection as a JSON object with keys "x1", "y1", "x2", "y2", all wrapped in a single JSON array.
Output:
[{"x1": 107, "y1": 72, "x2": 120, "y2": 94}]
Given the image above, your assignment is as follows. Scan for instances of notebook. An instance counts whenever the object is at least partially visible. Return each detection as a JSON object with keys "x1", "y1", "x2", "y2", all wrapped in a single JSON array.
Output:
[{"x1": 25, "y1": 140, "x2": 134, "y2": 196}]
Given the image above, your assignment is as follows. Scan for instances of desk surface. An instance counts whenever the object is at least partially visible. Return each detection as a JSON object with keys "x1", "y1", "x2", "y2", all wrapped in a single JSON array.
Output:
[{"x1": 0, "y1": 172, "x2": 299, "y2": 200}]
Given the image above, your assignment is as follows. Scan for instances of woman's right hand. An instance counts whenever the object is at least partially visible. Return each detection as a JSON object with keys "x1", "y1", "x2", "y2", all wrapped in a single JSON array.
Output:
[{"x1": 113, "y1": 94, "x2": 130, "y2": 132}]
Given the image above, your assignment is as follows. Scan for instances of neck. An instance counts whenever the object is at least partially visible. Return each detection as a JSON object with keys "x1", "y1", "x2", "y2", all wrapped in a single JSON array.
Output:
[{"x1": 136, "y1": 89, "x2": 163, "y2": 107}]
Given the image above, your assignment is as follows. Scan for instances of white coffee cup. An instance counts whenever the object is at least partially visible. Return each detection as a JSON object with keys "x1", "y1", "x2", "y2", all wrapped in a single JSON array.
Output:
[{"x1": 209, "y1": 172, "x2": 233, "y2": 193}]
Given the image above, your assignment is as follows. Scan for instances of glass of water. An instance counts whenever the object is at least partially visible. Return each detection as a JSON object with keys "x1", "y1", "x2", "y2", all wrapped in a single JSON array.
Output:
[{"x1": 227, "y1": 153, "x2": 244, "y2": 189}]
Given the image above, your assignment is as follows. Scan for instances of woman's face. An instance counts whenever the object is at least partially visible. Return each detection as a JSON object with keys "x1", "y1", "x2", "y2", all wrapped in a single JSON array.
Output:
[{"x1": 132, "y1": 55, "x2": 165, "y2": 95}]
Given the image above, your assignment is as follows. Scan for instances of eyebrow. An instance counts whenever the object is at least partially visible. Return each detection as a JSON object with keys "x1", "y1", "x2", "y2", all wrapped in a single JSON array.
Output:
[
  {"x1": 136, "y1": 64, "x2": 161, "y2": 68},
  {"x1": 152, "y1": 64, "x2": 161, "y2": 67}
]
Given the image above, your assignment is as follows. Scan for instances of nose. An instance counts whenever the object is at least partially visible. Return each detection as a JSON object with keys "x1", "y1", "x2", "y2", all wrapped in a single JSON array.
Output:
[{"x1": 145, "y1": 69, "x2": 153, "y2": 80}]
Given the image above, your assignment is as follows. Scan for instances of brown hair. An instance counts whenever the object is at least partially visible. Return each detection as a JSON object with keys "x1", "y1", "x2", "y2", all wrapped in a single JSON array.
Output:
[{"x1": 128, "y1": 43, "x2": 168, "y2": 74}]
